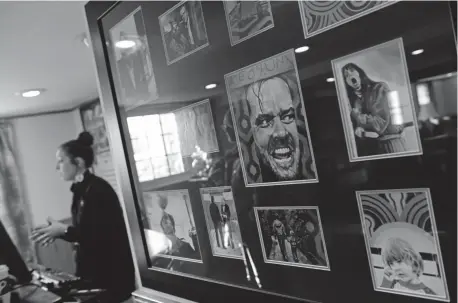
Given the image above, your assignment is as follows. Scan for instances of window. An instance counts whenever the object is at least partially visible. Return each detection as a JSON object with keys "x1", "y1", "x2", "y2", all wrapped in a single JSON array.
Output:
[
  {"x1": 387, "y1": 90, "x2": 405, "y2": 125},
  {"x1": 416, "y1": 83, "x2": 432, "y2": 105},
  {"x1": 127, "y1": 113, "x2": 184, "y2": 182}
]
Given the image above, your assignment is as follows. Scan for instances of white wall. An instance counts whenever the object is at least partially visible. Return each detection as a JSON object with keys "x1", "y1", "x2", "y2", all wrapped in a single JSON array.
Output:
[{"x1": 13, "y1": 111, "x2": 80, "y2": 226}]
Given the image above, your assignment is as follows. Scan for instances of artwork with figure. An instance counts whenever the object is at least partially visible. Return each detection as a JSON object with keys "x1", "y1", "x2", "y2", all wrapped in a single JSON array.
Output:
[
  {"x1": 223, "y1": 0, "x2": 274, "y2": 46},
  {"x1": 356, "y1": 189, "x2": 449, "y2": 301},
  {"x1": 254, "y1": 207, "x2": 330, "y2": 270},
  {"x1": 332, "y1": 38, "x2": 422, "y2": 161},
  {"x1": 225, "y1": 49, "x2": 318, "y2": 187},
  {"x1": 141, "y1": 190, "x2": 202, "y2": 272},
  {"x1": 299, "y1": 1, "x2": 396, "y2": 39},
  {"x1": 159, "y1": 1, "x2": 209, "y2": 65},
  {"x1": 109, "y1": 7, "x2": 158, "y2": 109},
  {"x1": 200, "y1": 187, "x2": 243, "y2": 259},
  {"x1": 81, "y1": 102, "x2": 110, "y2": 156},
  {"x1": 173, "y1": 99, "x2": 219, "y2": 157}
]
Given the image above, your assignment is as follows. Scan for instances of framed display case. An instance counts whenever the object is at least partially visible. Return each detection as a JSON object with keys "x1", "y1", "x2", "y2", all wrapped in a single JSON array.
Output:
[{"x1": 84, "y1": 1, "x2": 456, "y2": 302}]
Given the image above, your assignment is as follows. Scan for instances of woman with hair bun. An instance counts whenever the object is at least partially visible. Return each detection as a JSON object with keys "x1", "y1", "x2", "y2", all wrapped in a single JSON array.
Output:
[{"x1": 31, "y1": 131, "x2": 135, "y2": 302}]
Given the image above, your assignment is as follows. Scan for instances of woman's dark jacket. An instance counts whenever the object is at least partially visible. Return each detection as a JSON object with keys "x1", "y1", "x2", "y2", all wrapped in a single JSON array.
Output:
[{"x1": 62, "y1": 172, "x2": 135, "y2": 300}]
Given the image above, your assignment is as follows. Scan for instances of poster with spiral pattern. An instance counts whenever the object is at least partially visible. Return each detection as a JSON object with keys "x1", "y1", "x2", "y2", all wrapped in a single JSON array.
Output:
[
  {"x1": 356, "y1": 189, "x2": 449, "y2": 301},
  {"x1": 299, "y1": 1, "x2": 397, "y2": 39}
]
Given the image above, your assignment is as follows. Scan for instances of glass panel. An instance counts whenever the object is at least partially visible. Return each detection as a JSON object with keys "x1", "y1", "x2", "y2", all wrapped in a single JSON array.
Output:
[
  {"x1": 101, "y1": 1, "x2": 456, "y2": 302},
  {"x1": 151, "y1": 156, "x2": 170, "y2": 179},
  {"x1": 135, "y1": 159, "x2": 154, "y2": 182},
  {"x1": 131, "y1": 137, "x2": 150, "y2": 161},
  {"x1": 159, "y1": 112, "x2": 177, "y2": 134},
  {"x1": 167, "y1": 153, "x2": 185, "y2": 175},
  {"x1": 163, "y1": 133, "x2": 180, "y2": 154},
  {"x1": 146, "y1": 136, "x2": 166, "y2": 158},
  {"x1": 143, "y1": 114, "x2": 162, "y2": 138},
  {"x1": 127, "y1": 116, "x2": 145, "y2": 139}
]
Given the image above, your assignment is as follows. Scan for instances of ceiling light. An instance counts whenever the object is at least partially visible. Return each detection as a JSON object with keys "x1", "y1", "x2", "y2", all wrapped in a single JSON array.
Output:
[
  {"x1": 411, "y1": 49, "x2": 424, "y2": 55},
  {"x1": 205, "y1": 83, "x2": 217, "y2": 90},
  {"x1": 447, "y1": 73, "x2": 453, "y2": 77},
  {"x1": 83, "y1": 37, "x2": 90, "y2": 48},
  {"x1": 326, "y1": 78, "x2": 335, "y2": 83},
  {"x1": 115, "y1": 40, "x2": 136, "y2": 49},
  {"x1": 21, "y1": 90, "x2": 41, "y2": 98},
  {"x1": 295, "y1": 46, "x2": 310, "y2": 53}
]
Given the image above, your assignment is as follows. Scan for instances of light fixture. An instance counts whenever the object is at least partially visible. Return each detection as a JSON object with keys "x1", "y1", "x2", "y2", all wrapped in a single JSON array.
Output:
[
  {"x1": 21, "y1": 89, "x2": 42, "y2": 98},
  {"x1": 295, "y1": 46, "x2": 310, "y2": 53},
  {"x1": 326, "y1": 78, "x2": 335, "y2": 83},
  {"x1": 205, "y1": 83, "x2": 217, "y2": 90},
  {"x1": 115, "y1": 40, "x2": 136, "y2": 49},
  {"x1": 447, "y1": 73, "x2": 453, "y2": 77},
  {"x1": 83, "y1": 36, "x2": 90, "y2": 48},
  {"x1": 411, "y1": 49, "x2": 424, "y2": 55}
]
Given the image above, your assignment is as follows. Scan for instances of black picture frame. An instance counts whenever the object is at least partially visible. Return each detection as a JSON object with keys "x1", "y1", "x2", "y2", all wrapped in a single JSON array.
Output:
[{"x1": 84, "y1": 1, "x2": 457, "y2": 302}]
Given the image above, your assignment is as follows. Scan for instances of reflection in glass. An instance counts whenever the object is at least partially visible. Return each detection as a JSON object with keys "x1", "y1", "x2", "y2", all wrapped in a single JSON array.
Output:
[
  {"x1": 132, "y1": 137, "x2": 150, "y2": 161},
  {"x1": 168, "y1": 154, "x2": 185, "y2": 175},
  {"x1": 144, "y1": 229, "x2": 171, "y2": 256},
  {"x1": 127, "y1": 116, "x2": 146, "y2": 139},
  {"x1": 163, "y1": 134, "x2": 180, "y2": 154},
  {"x1": 160, "y1": 113, "x2": 178, "y2": 134},
  {"x1": 127, "y1": 113, "x2": 185, "y2": 182},
  {"x1": 144, "y1": 115, "x2": 162, "y2": 138},
  {"x1": 147, "y1": 136, "x2": 166, "y2": 157},
  {"x1": 388, "y1": 91, "x2": 404, "y2": 126},
  {"x1": 136, "y1": 159, "x2": 154, "y2": 182},
  {"x1": 152, "y1": 157, "x2": 170, "y2": 179}
]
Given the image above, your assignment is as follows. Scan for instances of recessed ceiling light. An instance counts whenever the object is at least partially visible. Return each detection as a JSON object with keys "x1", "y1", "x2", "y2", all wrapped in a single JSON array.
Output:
[
  {"x1": 115, "y1": 40, "x2": 136, "y2": 49},
  {"x1": 295, "y1": 46, "x2": 310, "y2": 53},
  {"x1": 411, "y1": 49, "x2": 424, "y2": 55},
  {"x1": 21, "y1": 89, "x2": 42, "y2": 98},
  {"x1": 326, "y1": 78, "x2": 335, "y2": 83},
  {"x1": 205, "y1": 83, "x2": 217, "y2": 90},
  {"x1": 83, "y1": 37, "x2": 90, "y2": 48}
]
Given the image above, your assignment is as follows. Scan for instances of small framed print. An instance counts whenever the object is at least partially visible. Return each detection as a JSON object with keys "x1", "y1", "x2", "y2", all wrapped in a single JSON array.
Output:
[
  {"x1": 109, "y1": 6, "x2": 159, "y2": 109},
  {"x1": 254, "y1": 206, "x2": 330, "y2": 271},
  {"x1": 298, "y1": 1, "x2": 397, "y2": 39},
  {"x1": 224, "y1": 49, "x2": 318, "y2": 187},
  {"x1": 200, "y1": 187, "x2": 244, "y2": 260},
  {"x1": 223, "y1": 0, "x2": 275, "y2": 46},
  {"x1": 159, "y1": 1, "x2": 209, "y2": 65},
  {"x1": 356, "y1": 189, "x2": 450, "y2": 302},
  {"x1": 173, "y1": 99, "x2": 219, "y2": 158},
  {"x1": 141, "y1": 189, "x2": 203, "y2": 266},
  {"x1": 332, "y1": 38, "x2": 422, "y2": 162}
]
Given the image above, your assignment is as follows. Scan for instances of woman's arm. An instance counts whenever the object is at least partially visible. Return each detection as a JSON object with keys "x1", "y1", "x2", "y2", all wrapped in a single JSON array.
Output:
[{"x1": 60, "y1": 225, "x2": 81, "y2": 243}]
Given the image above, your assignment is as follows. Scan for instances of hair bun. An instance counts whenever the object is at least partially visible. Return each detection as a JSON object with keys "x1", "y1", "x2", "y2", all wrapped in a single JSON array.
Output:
[{"x1": 77, "y1": 131, "x2": 94, "y2": 147}]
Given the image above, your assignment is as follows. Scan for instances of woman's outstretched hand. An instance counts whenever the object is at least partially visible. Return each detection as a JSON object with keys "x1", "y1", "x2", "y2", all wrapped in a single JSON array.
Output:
[{"x1": 30, "y1": 217, "x2": 67, "y2": 246}]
